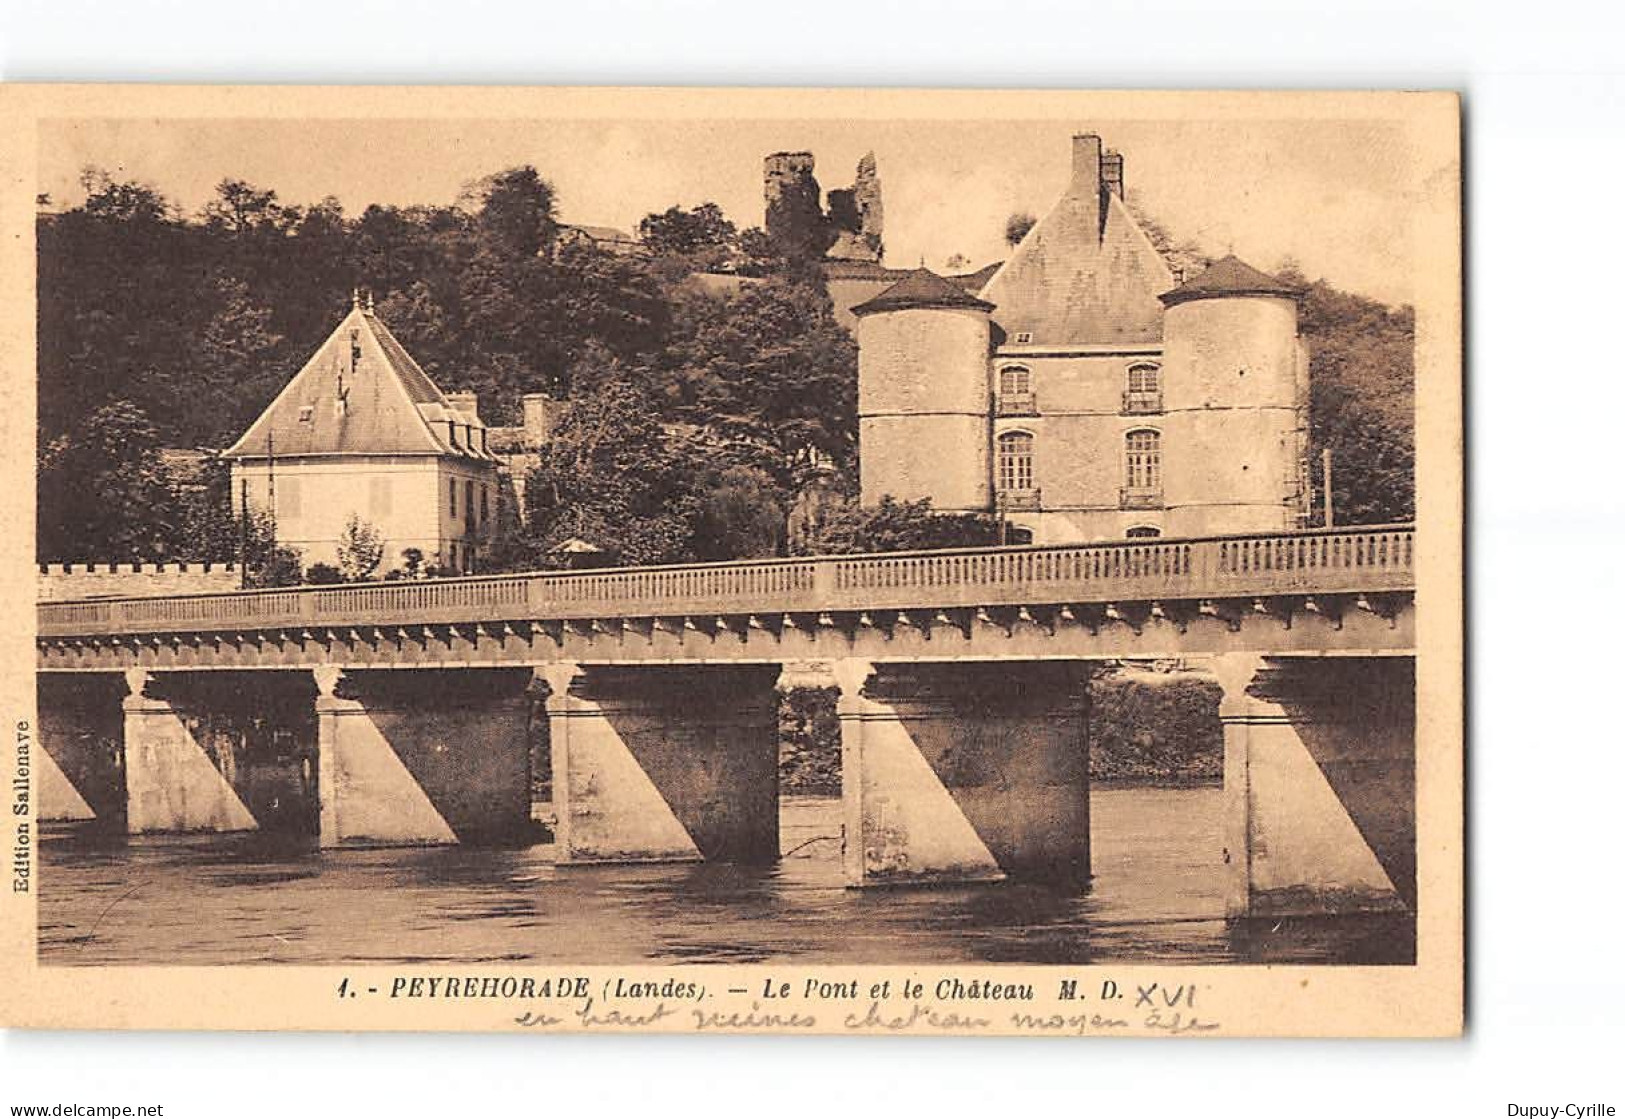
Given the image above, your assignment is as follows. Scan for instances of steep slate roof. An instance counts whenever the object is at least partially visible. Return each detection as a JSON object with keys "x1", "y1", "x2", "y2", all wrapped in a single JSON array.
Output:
[
  {"x1": 821, "y1": 260, "x2": 910, "y2": 281},
  {"x1": 559, "y1": 224, "x2": 640, "y2": 248},
  {"x1": 977, "y1": 176, "x2": 1174, "y2": 346},
  {"x1": 850, "y1": 268, "x2": 995, "y2": 316},
  {"x1": 949, "y1": 262, "x2": 1002, "y2": 292},
  {"x1": 223, "y1": 303, "x2": 481, "y2": 460},
  {"x1": 1159, "y1": 254, "x2": 1299, "y2": 306}
]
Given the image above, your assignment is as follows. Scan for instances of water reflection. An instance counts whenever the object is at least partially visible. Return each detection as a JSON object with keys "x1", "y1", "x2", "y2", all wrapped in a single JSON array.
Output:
[{"x1": 38, "y1": 788, "x2": 1413, "y2": 966}]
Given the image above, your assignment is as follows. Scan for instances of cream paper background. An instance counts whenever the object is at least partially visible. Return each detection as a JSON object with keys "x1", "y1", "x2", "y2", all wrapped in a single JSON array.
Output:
[{"x1": 0, "y1": 86, "x2": 1461, "y2": 1038}]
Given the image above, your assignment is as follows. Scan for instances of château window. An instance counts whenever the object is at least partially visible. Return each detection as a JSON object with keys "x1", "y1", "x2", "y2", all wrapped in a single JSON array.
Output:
[
  {"x1": 1122, "y1": 429, "x2": 1162, "y2": 510},
  {"x1": 997, "y1": 365, "x2": 1036, "y2": 415},
  {"x1": 449, "y1": 478, "x2": 458, "y2": 519},
  {"x1": 1125, "y1": 429, "x2": 1161, "y2": 490},
  {"x1": 465, "y1": 481, "x2": 475, "y2": 526},
  {"x1": 1125, "y1": 525, "x2": 1162, "y2": 539},
  {"x1": 1012, "y1": 331, "x2": 1034, "y2": 344},
  {"x1": 997, "y1": 430, "x2": 1035, "y2": 492},
  {"x1": 999, "y1": 365, "x2": 1031, "y2": 396},
  {"x1": 480, "y1": 485, "x2": 490, "y2": 525},
  {"x1": 1123, "y1": 362, "x2": 1162, "y2": 414}
]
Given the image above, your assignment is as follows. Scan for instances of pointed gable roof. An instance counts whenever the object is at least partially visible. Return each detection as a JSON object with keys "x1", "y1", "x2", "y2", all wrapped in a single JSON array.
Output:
[
  {"x1": 224, "y1": 303, "x2": 474, "y2": 460},
  {"x1": 1159, "y1": 254, "x2": 1299, "y2": 306},
  {"x1": 850, "y1": 268, "x2": 994, "y2": 316},
  {"x1": 976, "y1": 139, "x2": 1175, "y2": 346}
]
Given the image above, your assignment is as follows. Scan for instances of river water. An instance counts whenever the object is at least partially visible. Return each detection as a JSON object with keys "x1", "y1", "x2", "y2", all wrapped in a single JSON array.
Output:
[{"x1": 36, "y1": 787, "x2": 1413, "y2": 966}]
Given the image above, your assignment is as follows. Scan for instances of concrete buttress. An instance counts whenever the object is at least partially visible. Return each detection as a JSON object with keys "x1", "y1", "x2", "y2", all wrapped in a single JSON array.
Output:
[
  {"x1": 1209, "y1": 653, "x2": 1415, "y2": 917},
  {"x1": 835, "y1": 658, "x2": 1094, "y2": 887},
  {"x1": 541, "y1": 662, "x2": 781, "y2": 866},
  {"x1": 314, "y1": 666, "x2": 534, "y2": 847},
  {"x1": 122, "y1": 668, "x2": 259, "y2": 834}
]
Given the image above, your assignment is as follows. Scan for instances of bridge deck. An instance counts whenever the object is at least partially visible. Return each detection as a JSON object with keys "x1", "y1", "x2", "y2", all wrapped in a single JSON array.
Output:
[{"x1": 38, "y1": 525, "x2": 1414, "y2": 642}]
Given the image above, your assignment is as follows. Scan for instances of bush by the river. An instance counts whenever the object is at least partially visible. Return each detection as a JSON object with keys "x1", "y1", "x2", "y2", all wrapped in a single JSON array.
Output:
[{"x1": 776, "y1": 668, "x2": 1222, "y2": 795}]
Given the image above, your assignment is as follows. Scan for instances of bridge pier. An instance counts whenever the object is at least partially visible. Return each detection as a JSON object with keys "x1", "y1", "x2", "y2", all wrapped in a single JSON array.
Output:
[
  {"x1": 35, "y1": 674, "x2": 124, "y2": 825},
  {"x1": 540, "y1": 662, "x2": 781, "y2": 866},
  {"x1": 122, "y1": 669, "x2": 267, "y2": 835},
  {"x1": 1210, "y1": 653, "x2": 1415, "y2": 918},
  {"x1": 833, "y1": 659, "x2": 1094, "y2": 887},
  {"x1": 314, "y1": 667, "x2": 534, "y2": 847}
]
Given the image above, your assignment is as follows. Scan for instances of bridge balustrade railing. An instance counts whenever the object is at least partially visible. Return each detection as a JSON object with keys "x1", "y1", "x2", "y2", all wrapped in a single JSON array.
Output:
[{"x1": 37, "y1": 525, "x2": 1414, "y2": 638}]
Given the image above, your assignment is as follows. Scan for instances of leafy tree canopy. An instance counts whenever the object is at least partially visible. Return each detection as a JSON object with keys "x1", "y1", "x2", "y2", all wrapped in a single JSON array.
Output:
[{"x1": 792, "y1": 495, "x2": 1001, "y2": 556}]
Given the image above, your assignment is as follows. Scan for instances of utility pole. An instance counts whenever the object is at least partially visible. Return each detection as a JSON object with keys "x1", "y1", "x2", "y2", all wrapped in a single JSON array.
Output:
[
  {"x1": 1322, "y1": 447, "x2": 1334, "y2": 528},
  {"x1": 266, "y1": 431, "x2": 277, "y2": 557},
  {"x1": 238, "y1": 475, "x2": 249, "y2": 589}
]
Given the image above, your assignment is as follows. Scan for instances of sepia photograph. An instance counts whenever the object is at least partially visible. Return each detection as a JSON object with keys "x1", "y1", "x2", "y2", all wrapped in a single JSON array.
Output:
[{"x1": 1, "y1": 86, "x2": 1462, "y2": 1036}]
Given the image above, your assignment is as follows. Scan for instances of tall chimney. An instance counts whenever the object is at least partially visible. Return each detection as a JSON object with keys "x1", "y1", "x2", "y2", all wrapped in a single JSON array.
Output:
[
  {"x1": 522, "y1": 392, "x2": 559, "y2": 446},
  {"x1": 1067, "y1": 132, "x2": 1105, "y2": 240},
  {"x1": 1101, "y1": 149, "x2": 1125, "y2": 198},
  {"x1": 446, "y1": 391, "x2": 480, "y2": 423},
  {"x1": 1069, "y1": 133, "x2": 1103, "y2": 196}
]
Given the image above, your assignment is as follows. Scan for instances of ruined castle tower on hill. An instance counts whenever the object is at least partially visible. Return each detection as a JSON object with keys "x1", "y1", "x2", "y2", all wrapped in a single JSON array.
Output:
[{"x1": 763, "y1": 150, "x2": 883, "y2": 263}]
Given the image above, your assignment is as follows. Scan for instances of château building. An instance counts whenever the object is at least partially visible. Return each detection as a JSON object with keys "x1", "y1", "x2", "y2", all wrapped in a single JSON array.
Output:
[
  {"x1": 222, "y1": 294, "x2": 501, "y2": 574},
  {"x1": 852, "y1": 133, "x2": 1310, "y2": 544}
]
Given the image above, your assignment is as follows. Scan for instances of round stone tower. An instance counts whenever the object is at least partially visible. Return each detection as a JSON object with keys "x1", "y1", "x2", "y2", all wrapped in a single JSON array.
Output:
[
  {"x1": 1157, "y1": 255, "x2": 1307, "y2": 536},
  {"x1": 852, "y1": 269, "x2": 995, "y2": 514}
]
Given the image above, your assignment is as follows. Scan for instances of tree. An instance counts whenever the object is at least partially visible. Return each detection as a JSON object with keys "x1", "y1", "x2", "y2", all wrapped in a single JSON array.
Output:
[
  {"x1": 234, "y1": 506, "x2": 303, "y2": 588},
  {"x1": 203, "y1": 179, "x2": 298, "y2": 238},
  {"x1": 636, "y1": 276, "x2": 859, "y2": 484},
  {"x1": 335, "y1": 514, "x2": 385, "y2": 582},
  {"x1": 469, "y1": 166, "x2": 556, "y2": 258},
  {"x1": 688, "y1": 465, "x2": 784, "y2": 561},
  {"x1": 197, "y1": 275, "x2": 286, "y2": 443},
  {"x1": 304, "y1": 562, "x2": 343, "y2": 585},
  {"x1": 1280, "y1": 264, "x2": 1416, "y2": 524},
  {"x1": 638, "y1": 202, "x2": 736, "y2": 260},
  {"x1": 518, "y1": 379, "x2": 703, "y2": 568},
  {"x1": 791, "y1": 495, "x2": 1001, "y2": 555},
  {"x1": 36, "y1": 400, "x2": 180, "y2": 562},
  {"x1": 79, "y1": 168, "x2": 172, "y2": 225},
  {"x1": 1004, "y1": 211, "x2": 1036, "y2": 247},
  {"x1": 173, "y1": 456, "x2": 239, "y2": 562},
  {"x1": 38, "y1": 172, "x2": 205, "y2": 441}
]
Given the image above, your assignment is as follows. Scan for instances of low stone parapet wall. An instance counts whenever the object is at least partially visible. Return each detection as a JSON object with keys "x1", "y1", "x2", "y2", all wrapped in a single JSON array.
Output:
[{"x1": 39, "y1": 562, "x2": 241, "y2": 601}]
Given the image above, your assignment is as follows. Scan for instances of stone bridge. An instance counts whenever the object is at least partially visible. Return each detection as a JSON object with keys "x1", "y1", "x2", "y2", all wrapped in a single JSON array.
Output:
[{"x1": 34, "y1": 525, "x2": 1417, "y2": 918}]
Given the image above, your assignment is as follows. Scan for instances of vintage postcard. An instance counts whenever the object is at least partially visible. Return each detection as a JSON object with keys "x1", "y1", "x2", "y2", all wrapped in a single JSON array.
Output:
[{"x1": 0, "y1": 86, "x2": 1462, "y2": 1036}]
